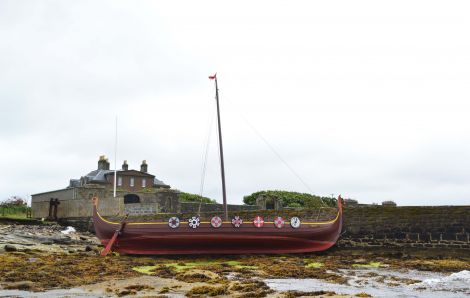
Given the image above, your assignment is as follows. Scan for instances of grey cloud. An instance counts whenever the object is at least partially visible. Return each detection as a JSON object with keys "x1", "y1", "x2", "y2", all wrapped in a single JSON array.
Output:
[{"x1": 1, "y1": 1, "x2": 470, "y2": 207}]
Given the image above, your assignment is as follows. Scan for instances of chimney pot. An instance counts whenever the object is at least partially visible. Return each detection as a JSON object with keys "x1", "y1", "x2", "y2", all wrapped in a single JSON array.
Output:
[
  {"x1": 140, "y1": 160, "x2": 148, "y2": 173},
  {"x1": 98, "y1": 155, "x2": 110, "y2": 170},
  {"x1": 122, "y1": 160, "x2": 128, "y2": 171}
]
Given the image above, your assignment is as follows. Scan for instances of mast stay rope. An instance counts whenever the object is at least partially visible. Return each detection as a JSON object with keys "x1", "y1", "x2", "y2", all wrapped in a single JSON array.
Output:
[
  {"x1": 198, "y1": 100, "x2": 216, "y2": 215},
  {"x1": 224, "y1": 97, "x2": 328, "y2": 207}
]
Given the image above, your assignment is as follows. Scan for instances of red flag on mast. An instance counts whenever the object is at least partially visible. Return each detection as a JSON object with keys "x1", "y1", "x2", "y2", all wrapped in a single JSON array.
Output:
[{"x1": 209, "y1": 73, "x2": 217, "y2": 80}]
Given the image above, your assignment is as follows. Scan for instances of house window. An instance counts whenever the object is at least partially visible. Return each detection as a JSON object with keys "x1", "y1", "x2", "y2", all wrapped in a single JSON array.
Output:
[
  {"x1": 142, "y1": 178, "x2": 146, "y2": 188},
  {"x1": 130, "y1": 177, "x2": 134, "y2": 187},
  {"x1": 117, "y1": 176, "x2": 122, "y2": 186}
]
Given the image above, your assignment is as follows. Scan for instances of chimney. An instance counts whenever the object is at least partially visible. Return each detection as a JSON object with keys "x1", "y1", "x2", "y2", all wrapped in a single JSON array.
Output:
[
  {"x1": 122, "y1": 160, "x2": 128, "y2": 171},
  {"x1": 140, "y1": 160, "x2": 148, "y2": 173},
  {"x1": 98, "y1": 155, "x2": 110, "y2": 170}
]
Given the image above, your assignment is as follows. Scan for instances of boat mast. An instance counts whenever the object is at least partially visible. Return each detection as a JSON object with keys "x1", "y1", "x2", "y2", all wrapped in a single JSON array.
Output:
[
  {"x1": 113, "y1": 116, "x2": 118, "y2": 198},
  {"x1": 211, "y1": 74, "x2": 228, "y2": 221}
]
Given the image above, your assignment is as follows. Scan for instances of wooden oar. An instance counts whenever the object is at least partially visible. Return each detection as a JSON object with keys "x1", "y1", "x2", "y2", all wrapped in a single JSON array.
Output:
[{"x1": 100, "y1": 214, "x2": 128, "y2": 256}]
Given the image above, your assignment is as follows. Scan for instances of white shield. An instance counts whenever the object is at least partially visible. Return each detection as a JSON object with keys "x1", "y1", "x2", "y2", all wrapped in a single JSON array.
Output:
[
  {"x1": 290, "y1": 216, "x2": 301, "y2": 229},
  {"x1": 168, "y1": 216, "x2": 180, "y2": 228},
  {"x1": 188, "y1": 216, "x2": 200, "y2": 229}
]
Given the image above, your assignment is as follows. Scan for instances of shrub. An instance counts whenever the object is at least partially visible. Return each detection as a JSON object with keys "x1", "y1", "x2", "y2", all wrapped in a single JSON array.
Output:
[
  {"x1": 179, "y1": 192, "x2": 217, "y2": 204},
  {"x1": 0, "y1": 196, "x2": 27, "y2": 207},
  {"x1": 381, "y1": 200, "x2": 397, "y2": 206},
  {"x1": 0, "y1": 196, "x2": 30, "y2": 217},
  {"x1": 243, "y1": 190, "x2": 336, "y2": 207}
]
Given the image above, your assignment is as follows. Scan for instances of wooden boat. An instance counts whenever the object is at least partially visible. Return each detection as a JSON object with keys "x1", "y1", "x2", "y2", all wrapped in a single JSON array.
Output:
[
  {"x1": 93, "y1": 74, "x2": 343, "y2": 255},
  {"x1": 92, "y1": 196, "x2": 342, "y2": 255}
]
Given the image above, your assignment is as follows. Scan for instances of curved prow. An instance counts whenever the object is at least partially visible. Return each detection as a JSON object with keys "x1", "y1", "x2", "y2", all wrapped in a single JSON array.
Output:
[
  {"x1": 335, "y1": 194, "x2": 344, "y2": 241},
  {"x1": 92, "y1": 196, "x2": 99, "y2": 208},
  {"x1": 337, "y1": 195, "x2": 343, "y2": 213},
  {"x1": 92, "y1": 196, "x2": 99, "y2": 223},
  {"x1": 92, "y1": 196, "x2": 103, "y2": 225},
  {"x1": 91, "y1": 196, "x2": 112, "y2": 246},
  {"x1": 322, "y1": 194, "x2": 343, "y2": 249}
]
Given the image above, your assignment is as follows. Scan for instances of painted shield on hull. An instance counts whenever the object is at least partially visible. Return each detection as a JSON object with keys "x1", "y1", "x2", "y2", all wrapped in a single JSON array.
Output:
[
  {"x1": 290, "y1": 217, "x2": 301, "y2": 229},
  {"x1": 168, "y1": 217, "x2": 180, "y2": 228},
  {"x1": 253, "y1": 216, "x2": 264, "y2": 228},
  {"x1": 274, "y1": 216, "x2": 285, "y2": 228},
  {"x1": 188, "y1": 216, "x2": 200, "y2": 229},
  {"x1": 232, "y1": 216, "x2": 243, "y2": 228},
  {"x1": 211, "y1": 216, "x2": 222, "y2": 228}
]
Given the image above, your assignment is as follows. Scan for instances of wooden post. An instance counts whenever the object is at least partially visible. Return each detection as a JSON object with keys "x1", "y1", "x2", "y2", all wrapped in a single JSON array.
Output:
[
  {"x1": 48, "y1": 198, "x2": 53, "y2": 219},
  {"x1": 52, "y1": 198, "x2": 60, "y2": 220}
]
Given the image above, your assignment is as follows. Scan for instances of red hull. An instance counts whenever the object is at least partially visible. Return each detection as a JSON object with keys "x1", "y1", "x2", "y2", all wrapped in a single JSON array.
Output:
[{"x1": 92, "y1": 200, "x2": 343, "y2": 255}]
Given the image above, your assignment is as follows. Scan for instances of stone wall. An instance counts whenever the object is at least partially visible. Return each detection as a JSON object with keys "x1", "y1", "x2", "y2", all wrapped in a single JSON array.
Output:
[
  {"x1": 32, "y1": 187, "x2": 108, "y2": 218},
  {"x1": 31, "y1": 187, "x2": 180, "y2": 218},
  {"x1": 340, "y1": 205, "x2": 470, "y2": 249},
  {"x1": 124, "y1": 203, "x2": 158, "y2": 216},
  {"x1": 156, "y1": 191, "x2": 179, "y2": 213},
  {"x1": 180, "y1": 202, "x2": 259, "y2": 213}
]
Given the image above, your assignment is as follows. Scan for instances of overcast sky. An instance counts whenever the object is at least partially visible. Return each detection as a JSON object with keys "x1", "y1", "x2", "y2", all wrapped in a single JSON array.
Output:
[{"x1": 1, "y1": 1, "x2": 469, "y2": 206}]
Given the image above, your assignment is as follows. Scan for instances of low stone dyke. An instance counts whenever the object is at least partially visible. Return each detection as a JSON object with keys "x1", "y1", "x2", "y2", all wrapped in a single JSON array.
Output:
[{"x1": 339, "y1": 205, "x2": 470, "y2": 250}]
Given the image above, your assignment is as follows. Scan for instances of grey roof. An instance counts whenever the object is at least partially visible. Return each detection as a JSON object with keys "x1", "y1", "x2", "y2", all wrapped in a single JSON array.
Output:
[
  {"x1": 154, "y1": 178, "x2": 169, "y2": 187},
  {"x1": 81, "y1": 169, "x2": 170, "y2": 187},
  {"x1": 85, "y1": 169, "x2": 114, "y2": 182},
  {"x1": 69, "y1": 179, "x2": 80, "y2": 188}
]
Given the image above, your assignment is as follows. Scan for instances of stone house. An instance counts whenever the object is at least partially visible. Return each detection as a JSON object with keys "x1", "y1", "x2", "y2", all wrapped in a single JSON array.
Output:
[{"x1": 31, "y1": 156, "x2": 178, "y2": 219}]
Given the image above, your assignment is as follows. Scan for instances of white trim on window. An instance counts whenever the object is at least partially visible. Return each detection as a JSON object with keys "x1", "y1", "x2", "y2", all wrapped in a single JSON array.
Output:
[
  {"x1": 117, "y1": 176, "x2": 122, "y2": 187},
  {"x1": 130, "y1": 177, "x2": 134, "y2": 187},
  {"x1": 142, "y1": 178, "x2": 146, "y2": 188}
]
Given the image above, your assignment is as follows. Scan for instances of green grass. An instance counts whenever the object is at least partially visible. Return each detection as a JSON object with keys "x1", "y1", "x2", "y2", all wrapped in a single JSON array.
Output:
[
  {"x1": 0, "y1": 214, "x2": 28, "y2": 219},
  {"x1": 0, "y1": 206, "x2": 31, "y2": 219}
]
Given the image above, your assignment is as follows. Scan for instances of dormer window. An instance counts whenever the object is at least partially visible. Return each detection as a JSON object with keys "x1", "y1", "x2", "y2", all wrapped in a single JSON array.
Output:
[{"x1": 130, "y1": 177, "x2": 135, "y2": 187}]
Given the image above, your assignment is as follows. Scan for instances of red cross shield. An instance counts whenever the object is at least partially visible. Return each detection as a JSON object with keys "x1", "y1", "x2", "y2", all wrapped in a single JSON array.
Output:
[
  {"x1": 211, "y1": 216, "x2": 222, "y2": 228},
  {"x1": 274, "y1": 216, "x2": 285, "y2": 228},
  {"x1": 253, "y1": 215, "x2": 264, "y2": 228}
]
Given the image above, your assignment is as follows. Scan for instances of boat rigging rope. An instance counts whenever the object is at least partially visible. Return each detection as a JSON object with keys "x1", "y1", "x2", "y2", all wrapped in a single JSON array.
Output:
[
  {"x1": 223, "y1": 95, "x2": 328, "y2": 207},
  {"x1": 198, "y1": 101, "x2": 216, "y2": 215}
]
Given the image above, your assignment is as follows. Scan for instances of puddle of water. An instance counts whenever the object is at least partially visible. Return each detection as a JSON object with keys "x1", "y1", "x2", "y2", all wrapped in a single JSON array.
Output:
[
  {"x1": 0, "y1": 288, "x2": 103, "y2": 298},
  {"x1": 265, "y1": 269, "x2": 470, "y2": 298},
  {"x1": 413, "y1": 270, "x2": 470, "y2": 294},
  {"x1": 0, "y1": 288, "x2": 184, "y2": 298}
]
